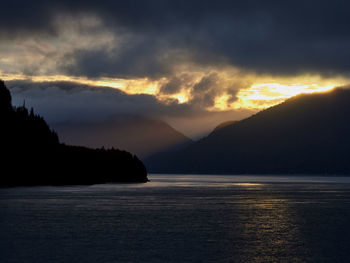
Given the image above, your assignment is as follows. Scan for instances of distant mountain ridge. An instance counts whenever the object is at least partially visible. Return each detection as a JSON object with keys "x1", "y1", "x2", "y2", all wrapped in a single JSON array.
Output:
[
  {"x1": 52, "y1": 116, "x2": 193, "y2": 159},
  {"x1": 146, "y1": 88, "x2": 350, "y2": 175},
  {"x1": 211, "y1": 120, "x2": 237, "y2": 133}
]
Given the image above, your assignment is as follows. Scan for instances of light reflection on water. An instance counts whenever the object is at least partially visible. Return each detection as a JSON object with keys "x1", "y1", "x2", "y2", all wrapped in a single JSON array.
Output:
[{"x1": 1, "y1": 175, "x2": 350, "y2": 262}]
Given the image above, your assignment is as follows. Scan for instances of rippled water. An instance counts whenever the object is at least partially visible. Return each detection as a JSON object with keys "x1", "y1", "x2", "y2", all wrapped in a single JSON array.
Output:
[{"x1": 1, "y1": 175, "x2": 350, "y2": 263}]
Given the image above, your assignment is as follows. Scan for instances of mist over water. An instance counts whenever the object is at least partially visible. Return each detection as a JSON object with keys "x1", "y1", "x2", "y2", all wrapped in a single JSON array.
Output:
[{"x1": 1, "y1": 175, "x2": 350, "y2": 262}]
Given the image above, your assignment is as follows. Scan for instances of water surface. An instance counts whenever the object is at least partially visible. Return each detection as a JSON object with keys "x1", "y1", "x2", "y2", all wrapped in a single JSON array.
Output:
[{"x1": 1, "y1": 175, "x2": 350, "y2": 262}]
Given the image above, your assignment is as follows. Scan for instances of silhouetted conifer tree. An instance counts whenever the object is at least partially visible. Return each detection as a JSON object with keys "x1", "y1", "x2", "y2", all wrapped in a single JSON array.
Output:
[{"x1": 0, "y1": 80, "x2": 12, "y2": 114}]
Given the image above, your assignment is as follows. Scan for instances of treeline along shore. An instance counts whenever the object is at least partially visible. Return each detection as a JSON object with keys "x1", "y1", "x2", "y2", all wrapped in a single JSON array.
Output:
[{"x1": 0, "y1": 80, "x2": 148, "y2": 187}]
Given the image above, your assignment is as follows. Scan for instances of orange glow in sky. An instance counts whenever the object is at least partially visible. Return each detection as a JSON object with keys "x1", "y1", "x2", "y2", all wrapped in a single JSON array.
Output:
[
  {"x1": 232, "y1": 83, "x2": 337, "y2": 110},
  {"x1": 1, "y1": 71, "x2": 345, "y2": 112}
]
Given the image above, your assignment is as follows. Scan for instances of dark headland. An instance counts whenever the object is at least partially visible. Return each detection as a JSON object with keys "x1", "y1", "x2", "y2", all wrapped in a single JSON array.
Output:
[
  {"x1": 146, "y1": 88, "x2": 350, "y2": 175},
  {"x1": 0, "y1": 80, "x2": 148, "y2": 187}
]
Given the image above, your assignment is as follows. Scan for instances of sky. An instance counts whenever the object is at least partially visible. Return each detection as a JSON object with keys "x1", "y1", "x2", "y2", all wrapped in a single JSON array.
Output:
[{"x1": 1, "y1": 0, "x2": 350, "y2": 137}]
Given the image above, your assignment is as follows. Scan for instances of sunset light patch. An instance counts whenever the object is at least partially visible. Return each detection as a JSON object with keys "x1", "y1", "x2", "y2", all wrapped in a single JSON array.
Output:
[
  {"x1": 233, "y1": 83, "x2": 337, "y2": 110},
  {"x1": 171, "y1": 93, "x2": 188, "y2": 103},
  {"x1": 212, "y1": 95, "x2": 230, "y2": 110}
]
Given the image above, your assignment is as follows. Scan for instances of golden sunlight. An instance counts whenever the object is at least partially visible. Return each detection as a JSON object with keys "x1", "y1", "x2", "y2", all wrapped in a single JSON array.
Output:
[
  {"x1": 171, "y1": 93, "x2": 188, "y2": 103},
  {"x1": 2, "y1": 70, "x2": 346, "y2": 112},
  {"x1": 232, "y1": 83, "x2": 337, "y2": 110},
  {"x1": 212, "y1": 95, "x2": 230, "y2": 110},
  {"x1": 0, "y1": 71, "x2": 158, "y2": 95}
]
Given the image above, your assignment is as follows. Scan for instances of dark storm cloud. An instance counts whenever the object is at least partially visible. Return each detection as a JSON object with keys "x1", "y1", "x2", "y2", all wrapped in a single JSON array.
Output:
[
  {"x1": 158, "y1": 74, "x2": 193, "y2": 95},
  {"x1": 226, "y1": 87, "x2": 239, "y2": 104},
  {"x1": 2, "y1": 0, "x2": 350, "y2": 77},
  {"x1": 61, "y1": 43, "x2": 178, "y2": 79},
  {"x1": 190, "y1": 73, "x2": 222, "y2": 108},
  {"x1": 159, "y1": 77, "x2": 183, "y2": 95}
]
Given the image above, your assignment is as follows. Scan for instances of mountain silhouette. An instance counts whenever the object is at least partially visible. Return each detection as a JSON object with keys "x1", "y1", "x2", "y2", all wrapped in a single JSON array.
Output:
[
  {"x1": 52, "y1": 116, "x2": 192, "y2": 159},
  {"x1": 211, "y1": 120, "x2": 237, "y2": 134},
  {"x1": 146, "y1": 88, "x2": 350, "y2": 175},
  {"x1": 0, "y1": 80, "x2": 148, "y2": 186}
]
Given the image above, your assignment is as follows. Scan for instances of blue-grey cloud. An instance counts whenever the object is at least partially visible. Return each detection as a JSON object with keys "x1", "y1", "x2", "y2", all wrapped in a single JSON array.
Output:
[{"x1": 7, "y1": 80, "x2": 191, "y2": 122}]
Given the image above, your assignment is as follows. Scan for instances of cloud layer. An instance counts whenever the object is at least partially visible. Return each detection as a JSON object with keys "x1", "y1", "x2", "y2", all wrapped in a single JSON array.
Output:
[{"x1": 1, "y1": 0, "x2": 350, "y2": 78}]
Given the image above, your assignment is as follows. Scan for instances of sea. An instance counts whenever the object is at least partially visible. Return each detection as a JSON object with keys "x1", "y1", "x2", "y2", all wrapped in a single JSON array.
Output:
[{"x1": 1, "y1": 174, "x2": 350, "y2": 263}]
